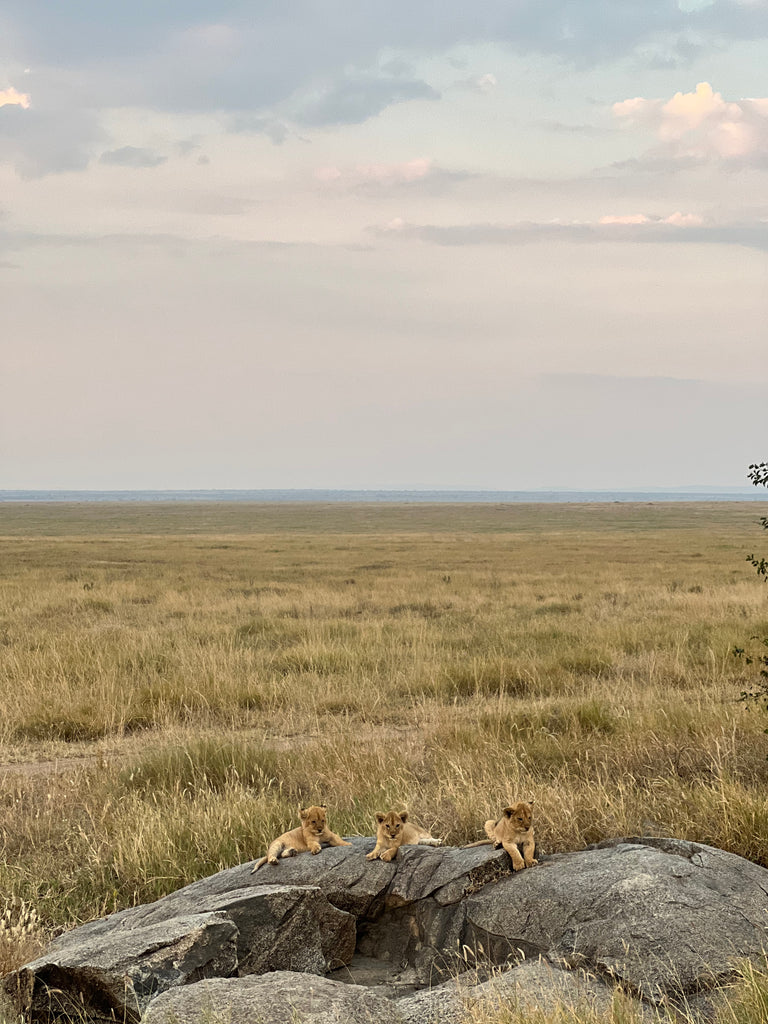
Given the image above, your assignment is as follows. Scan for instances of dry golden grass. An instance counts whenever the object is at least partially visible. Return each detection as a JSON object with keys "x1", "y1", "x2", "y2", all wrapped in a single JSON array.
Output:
[
  {"x1": 462, "y1": 958, "x2": 768, "y2": 1024},
  {"x1": 0, "y1": 898, "x2": 45, "y2": 978},
  {"x1": 0, "y1": 501, "x2": 767, "y2": 987},
  {"x1": 463, "y1": 988, "x2": 650, "y2": 1024}
]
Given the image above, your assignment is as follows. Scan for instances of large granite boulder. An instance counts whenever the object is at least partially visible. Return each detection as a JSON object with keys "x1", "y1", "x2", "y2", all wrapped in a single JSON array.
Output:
[
  {"x1": 142, "y1": 971, "x2": 396, "y2": 1024},
  {"x1": 463, "y1": 836, "x2": 768, "y2": 1002},
  {"x1": 4, "y1": 886, "x2": 355, "y2": 1023},
  {"x1": 4, "y1": 913, "x2": 238, "y2": 1024},
  {"x1": 4, "y1": 835, "x2": 768, "y2": 1023},
  {"x1": 137, "y1": 959, "x2": 667, "y2": 1024}
]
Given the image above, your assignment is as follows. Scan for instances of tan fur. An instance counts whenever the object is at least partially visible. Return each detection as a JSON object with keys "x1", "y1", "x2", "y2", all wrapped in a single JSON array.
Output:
[
  {"x1": 366, "y1": 810, "x2": 442, "y2": 862},
  {"x1": 251, "y1": 804, "x2": 351, "y2": 872},
  {"x1": 464, "y1": 800, "x2": 537, "y2": 871}
]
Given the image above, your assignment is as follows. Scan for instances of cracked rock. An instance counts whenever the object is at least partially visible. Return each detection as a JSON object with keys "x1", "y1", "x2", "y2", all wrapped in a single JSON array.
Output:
[{"x1": 4, "y1": 836, "x2": 768, "y2": 1023}]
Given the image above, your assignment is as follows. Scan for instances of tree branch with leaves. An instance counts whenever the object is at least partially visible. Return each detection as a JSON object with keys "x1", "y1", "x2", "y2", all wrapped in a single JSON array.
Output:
[{"x1": 733, "y1": 462, "x2": 768, "y2": 722}]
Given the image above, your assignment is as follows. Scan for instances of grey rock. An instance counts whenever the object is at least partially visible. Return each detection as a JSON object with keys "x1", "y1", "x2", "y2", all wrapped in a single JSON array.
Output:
[
  {"x1": 2, "y1": 887, "x2": 354, "y2": 1023},
  {"x1": 142, "y1": 971, "x2": 399, "y2": 1024},
  {"x1": 3, "y1": 912, "x2": 238, "y2": 1024},
  {"x1": 91, "y1": 837, "x2": 394, "y2": 922},
  {"x1": 189, "y1": 884, "x2": 356, "y2": 976},
  {"x1": 395, "y1": 958, "x2": 659, "y2": 1024},
  {"x1": 464, "y1": 837, "x2": 768, "y2": 1004},
  {"x1": 356, "y1": 895, "x2": 468, "y2": 985},
  {"x1": 385, "y1": 843, "x2": 512, "y2": 907},
  {"x1": 201, "y1": 836, "x2": 512, "y2": 916},
  {"x1": 5, "y1": 835, "x2": 768, "y2": 1024},
  {"x1": 45, "y1": 883, "x2": 353, "y2": 976}
]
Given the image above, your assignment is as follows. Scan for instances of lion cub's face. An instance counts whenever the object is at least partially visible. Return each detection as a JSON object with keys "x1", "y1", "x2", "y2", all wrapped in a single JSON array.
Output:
[
  {"x1": 300, "y1": 805, "x2": 327, "y2": 836},
  {"x1": 375, "y1": 810, "x2": 408, "y2": 840},
  {"x1": 502, "y1": 801, "x2": 533, "y2": 832}
]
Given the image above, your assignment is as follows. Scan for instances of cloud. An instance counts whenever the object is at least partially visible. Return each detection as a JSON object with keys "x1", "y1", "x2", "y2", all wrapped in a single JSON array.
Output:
[
  {"x1": 537, "y1": 119, "x2": 610, "y2": 136},
  {"x1": 99, "y1": 146, "x2": 167, "y2": 168},
  {"x1": 8, "y1": 3, "x2": 744, "y2": 69},
  {"x1": 229, "y1": 115, "x2": 289, "y2": 144},
  {"x1": 0, "y1": 86, "x2": 30, "y2": 109},
  {"x1": 0, "y1": 105, "x2": 103, "y2": 177},
  {"x1": 663, "y1": 210, "x2": 705, "y2": 225},
  {"x1": 315, "y1": 158, "x2": 434, "y2": 186},
  {"x1": 295, "y1": 75, "x2": 439, "y2": 127},
  {"x1": 374, "y1": 219, "x2": 593, "y2": 245},
  {"x1": 598, "y1": 213, "x2": 652, "y2": 224},
  {"x1": 696, "y1": 0, "x2": 768, "y2": 39},
  {"x1": 9, "y1": 1, "x2": 764, "y2": 126},
  {"x1": 313, "y1": 158, "x2": 473, "y2": 197},
  {"x1": 613, "y1": 81, "x2": 768, "y2": 165},
  {"x1": 598, "y1": 211, "x2": 704, "y2": 225},
  {"x1": 0, "y1": 227, "x2": 346, "y2": 262},
  {"x1": 371, "y1": 213, "x2": 767, "y2": 250},
  {"x1": 633, "y1": 32, "x2": 707, "y2": 69},
  {"x1": 456, "y1": 73, "x2": 498, "y2": 94},
  {"x1": 0, "y1": 5, "x2": 766, "y2": 178}
]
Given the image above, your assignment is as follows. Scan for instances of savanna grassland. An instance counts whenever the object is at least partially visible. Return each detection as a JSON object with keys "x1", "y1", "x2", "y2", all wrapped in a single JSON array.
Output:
[{"x1": 1, "y1": 500, "x2": 768, "y2": 1019}]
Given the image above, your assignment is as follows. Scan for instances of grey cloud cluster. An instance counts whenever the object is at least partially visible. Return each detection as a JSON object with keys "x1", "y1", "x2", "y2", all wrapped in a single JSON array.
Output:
[
  {"x1": 99, "y1": 146, "x2": 167, "y2": 168},
  {"x1": 295, "y1": 75, "x2": 439, "y2": 127},
  {"x1": 229, "y1": 114, "x2": 289, "y2": 144},
  {"x1": 0, "y1": 102, "x2": 103, "y2": 177},
  {"x1": 14, "y1": 1, "x2": 764, "y2": 71},
  {"x1": 314, "y1": 159, "x2": 473, "y2": 197},
  {"x1": 697, "y1": 0, "x2": 768, "y2": 41},
  {"x1": 3, "y1": 1, "x2": 767, "y2": 177},
  {"x1": 7, "y1": 2, "x2": 768, "y2": 117},
  {"x1": 373, "y1": 216, "x2": 768, "y2": 251}
]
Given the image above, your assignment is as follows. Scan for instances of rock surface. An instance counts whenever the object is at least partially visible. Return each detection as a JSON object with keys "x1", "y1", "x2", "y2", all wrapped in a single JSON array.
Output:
[
  {"x1": 395, "y1": 958, "x2": 659, "y2": 1024},
  {"x1": 142, "y1": 971, "x2": 395, "y2": 1024},
  {"x1": 464, "y1": 836, "x2": 768, "y2": 1002},
  {"x1": 4, "y1": 912, "x2": 238, "y2": 1023},
  {"x1": 4, "y1": 835, "x2": 768, "y2": 1023},
  {"x1": 4, "y1": 886, "x2": 354, "y2": 1023}
]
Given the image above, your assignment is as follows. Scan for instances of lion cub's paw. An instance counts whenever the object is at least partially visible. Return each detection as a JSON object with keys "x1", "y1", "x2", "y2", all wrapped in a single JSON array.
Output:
[
  {"x1": 380, "y1": 849, "x2": 397, "y2": 862},
  {"x1": 365, "y1": 850, "x2": 380, "y2": 861}
]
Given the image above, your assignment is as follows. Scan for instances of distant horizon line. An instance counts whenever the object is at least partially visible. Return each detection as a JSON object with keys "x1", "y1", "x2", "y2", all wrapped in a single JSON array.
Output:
[
  {"x1": 1, "y1": 486, "x2": 764, "y2": 505},
  {"x1": 0, "y1": 486, "x2": 760, "y2": 493}
]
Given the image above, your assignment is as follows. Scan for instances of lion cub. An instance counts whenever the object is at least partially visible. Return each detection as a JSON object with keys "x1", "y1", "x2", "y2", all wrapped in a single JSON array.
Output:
[
  {"x1": 251, "y1": 804, "x2": 351, "y2": 872},
  {"x1": 366, "y1": 810, "x2": 442, "y2": 862},
  {"x1": 466, "y1": 800, "x2": 537, "y2": 871}
]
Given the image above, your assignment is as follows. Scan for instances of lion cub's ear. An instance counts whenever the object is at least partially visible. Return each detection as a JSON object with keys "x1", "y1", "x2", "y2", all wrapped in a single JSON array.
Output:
[
  {"x1": 528, "y1": 798, "x2": 535, "y2": 807},
  {"x1": 502, "y1": 806, "x2": 514, "y2": 818},
  {"x1": 375, "y1": 812, "x2": 386, "y2": 824},
  {"x1": 299, "y1": 807, "x2": 309, "y2": 818},
  {"x1": 320, "y1": 804, "x2": 327, "y2": 810},
  {"x1": 399, "y1": 810, "x2": 409, "y2": 822}
]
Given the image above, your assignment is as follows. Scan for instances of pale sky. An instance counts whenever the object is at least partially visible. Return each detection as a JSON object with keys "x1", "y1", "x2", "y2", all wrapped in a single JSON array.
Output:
[{"x1": 1, "y1": 1, "x2": 767, "y2": 490}]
